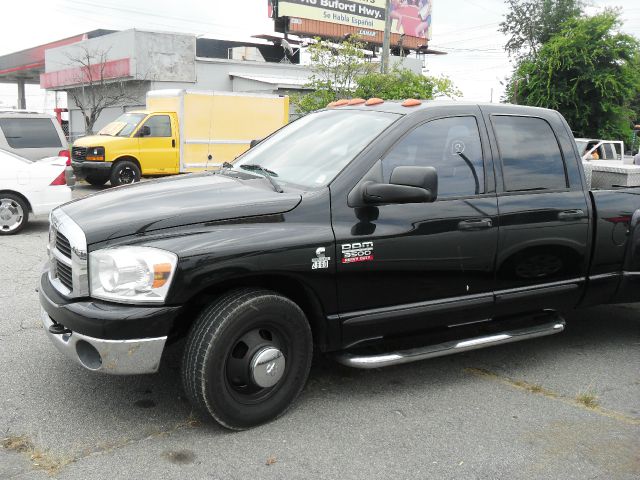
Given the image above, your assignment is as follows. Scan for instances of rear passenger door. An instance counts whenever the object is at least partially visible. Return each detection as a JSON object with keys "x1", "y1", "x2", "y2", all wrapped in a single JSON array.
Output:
[{"x1": 483, "y1": 110, "x2": 591, "y2": 315}]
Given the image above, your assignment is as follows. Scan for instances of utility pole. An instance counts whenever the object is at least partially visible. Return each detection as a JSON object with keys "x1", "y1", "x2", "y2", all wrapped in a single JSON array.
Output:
[{"x1": 380, "y1": 0, "x2": 392, "y2": 73}]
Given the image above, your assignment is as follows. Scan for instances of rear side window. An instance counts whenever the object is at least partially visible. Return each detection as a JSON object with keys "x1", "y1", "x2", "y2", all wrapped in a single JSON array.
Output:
[
  {"x1": 0, "y1": 118, "x2": 62, "y2": 148},
  {"x1": 492, "y1": 116, "x2": 567, "y2": 191}
]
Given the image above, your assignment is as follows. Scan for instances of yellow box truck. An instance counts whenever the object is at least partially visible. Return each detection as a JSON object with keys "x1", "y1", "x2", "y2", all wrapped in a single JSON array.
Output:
[{"x1": 71, "y1": 89, "x2": 289, "y2": 186}]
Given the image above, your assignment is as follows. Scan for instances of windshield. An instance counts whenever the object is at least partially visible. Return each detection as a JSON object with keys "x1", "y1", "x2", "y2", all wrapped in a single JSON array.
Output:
[
  {"x1": 98, "y1": 113, "x2": 147, "y2": 137},
  {"x1": 231, "y1": 109, "x2": 400, "y2": 189}
]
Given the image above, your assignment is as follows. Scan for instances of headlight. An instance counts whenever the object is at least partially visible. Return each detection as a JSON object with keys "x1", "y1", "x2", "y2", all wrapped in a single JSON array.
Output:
[
  {"x1": 89, "y1": 247, "x2": 178, "y2": 304},
  {"x1": 85, "y1": 146, "x2": 105, "y2": 161}
]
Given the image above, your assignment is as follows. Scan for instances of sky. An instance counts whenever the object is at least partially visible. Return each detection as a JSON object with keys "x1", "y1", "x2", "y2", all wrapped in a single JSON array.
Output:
[{"x1": 0, "y1": 0, "x2": 638, "y2": 112}]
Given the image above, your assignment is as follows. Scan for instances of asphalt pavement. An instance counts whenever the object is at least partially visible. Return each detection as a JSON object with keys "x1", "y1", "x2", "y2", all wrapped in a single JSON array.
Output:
[{"x1": 1, "y1": 183, "x2": 638, "y2": 479}]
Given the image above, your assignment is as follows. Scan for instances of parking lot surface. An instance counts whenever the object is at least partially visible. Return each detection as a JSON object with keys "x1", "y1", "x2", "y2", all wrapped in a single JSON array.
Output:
[{"x1": 1, "y1": 184, "x2": 639, "y2": 479}]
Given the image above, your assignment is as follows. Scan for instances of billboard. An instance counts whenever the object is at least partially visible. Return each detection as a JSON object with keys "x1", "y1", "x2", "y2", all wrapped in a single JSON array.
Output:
[{"x1": 276, "y1": 0, "x2": 433, "y2": 46}]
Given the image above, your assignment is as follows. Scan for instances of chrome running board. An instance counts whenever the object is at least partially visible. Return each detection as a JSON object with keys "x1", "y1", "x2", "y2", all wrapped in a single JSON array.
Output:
[{"x1": 334, "y1": 318, "x2": 565, "y2": 369}]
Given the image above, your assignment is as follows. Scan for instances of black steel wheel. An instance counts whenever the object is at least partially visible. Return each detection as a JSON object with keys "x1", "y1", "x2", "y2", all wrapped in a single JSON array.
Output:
[
  {"x1": 182, "y1": 288, "x2": 313, "y2": 430},
  {"x1": 110, "y1": 160, "x2": 141, "y2": 186}
]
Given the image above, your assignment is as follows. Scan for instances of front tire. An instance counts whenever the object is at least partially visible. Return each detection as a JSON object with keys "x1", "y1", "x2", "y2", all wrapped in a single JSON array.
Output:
[
  {"x1": 85, "y1": 174, "x2": 108, "y2": 186},
  {"x1": 0, "y1": 194, "x2": 29, "y2": 235},
  {"x1": 182, "y1": 288, "x2": 313, "y2": 430},
  {"x1": 110, "y1": 160, "x2": 141, "y2": 186}
]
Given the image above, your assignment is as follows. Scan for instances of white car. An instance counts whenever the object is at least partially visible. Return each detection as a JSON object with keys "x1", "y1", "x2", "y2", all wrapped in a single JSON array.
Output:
[{"x1": 0, "y1": 149, "x2": 72, "y2": 235}]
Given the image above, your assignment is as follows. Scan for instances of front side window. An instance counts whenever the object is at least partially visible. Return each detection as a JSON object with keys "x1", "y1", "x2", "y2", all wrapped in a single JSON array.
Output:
[
  {"x1": 140, "y1": 115, "x2": 172, "y2": 137},
  {"x1": 381, "y1": 116, "x2": 485, "y2": 198},
  {"x1": 0, "y1": 118, "x2": 62, "y2": 149},
  {"x1": 492, "y1": 116, "x2": 568, "y2": 191}
]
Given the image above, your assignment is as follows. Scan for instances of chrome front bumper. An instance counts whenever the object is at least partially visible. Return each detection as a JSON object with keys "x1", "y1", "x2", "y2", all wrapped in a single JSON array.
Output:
[{"x1": 41, "y1": 307, "x2": 167, "y2": 375}]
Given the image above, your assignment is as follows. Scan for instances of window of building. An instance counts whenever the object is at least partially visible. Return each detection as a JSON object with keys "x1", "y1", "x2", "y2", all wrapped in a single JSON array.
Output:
[
  {"x1": 382, "y1": 116, "x2": 485, "y2": 198},
  {"x1": 492, "y1": 116, "x2": 568, "y2": 191}
]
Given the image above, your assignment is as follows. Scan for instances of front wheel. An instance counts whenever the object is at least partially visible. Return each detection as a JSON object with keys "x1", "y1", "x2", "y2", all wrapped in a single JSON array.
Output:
[
  {"x1": 85, "y1": 174, "x2": 108, "y2": 186},
  {"x1": 0, "y1": 194, "x2": 29, "y2": 235},
  {"x1": 182, "y1": 288, "x2": 313, "y2": 430},
  {"x1": 110, "y1": 160, "x2": 141, "y2": 186}
]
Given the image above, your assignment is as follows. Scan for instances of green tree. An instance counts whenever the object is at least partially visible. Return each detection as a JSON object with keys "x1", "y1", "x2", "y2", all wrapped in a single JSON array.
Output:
[
  {"x1": 505, "y1": 11, "x2": 640, "y2": 141},
  {"x1": 293, "y1": 38, "x2": 461, "y2": 115},
  {"x1": 500, "y1": 0, "x2": 584, "y2": 58},
  {"x1": 292, "y1": 37, "x2": 374, "y2": 114},
  {"x1": 354, "y1": 68, "x2": 461, "y2": 101}
]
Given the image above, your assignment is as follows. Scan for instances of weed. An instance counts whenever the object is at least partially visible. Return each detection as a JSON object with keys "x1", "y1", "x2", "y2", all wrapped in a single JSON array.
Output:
[{"x1": 576, "y1": 392, "x2": 599, "y2": 409}]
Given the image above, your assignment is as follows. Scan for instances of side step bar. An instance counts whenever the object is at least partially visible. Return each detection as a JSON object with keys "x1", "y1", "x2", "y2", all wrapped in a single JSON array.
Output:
[{"x1": 333, "y1": 318, "x2": 565, "y2": 369}]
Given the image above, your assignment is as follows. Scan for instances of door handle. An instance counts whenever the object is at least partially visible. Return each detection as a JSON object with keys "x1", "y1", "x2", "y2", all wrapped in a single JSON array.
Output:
[
  {"x1": 558, "y1": 209, "x2": 585, "y2": 221},
  {"x1": 172, "y1": 139, "x2": 176, "y2": 148},
  {"x1": 458, "y1": 218, "x2": 493, "y2": 230}
]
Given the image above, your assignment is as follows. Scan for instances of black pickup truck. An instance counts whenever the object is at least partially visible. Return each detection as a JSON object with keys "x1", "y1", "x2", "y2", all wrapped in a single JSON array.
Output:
[{"x1": 40, "y1": 101, "x2": 640, "y2": 430}]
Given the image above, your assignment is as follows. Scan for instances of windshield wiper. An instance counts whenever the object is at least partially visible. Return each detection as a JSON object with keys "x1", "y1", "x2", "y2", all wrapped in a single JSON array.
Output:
[{"x1": 239, "y1": 164, "x2": 283, "y2": 193}]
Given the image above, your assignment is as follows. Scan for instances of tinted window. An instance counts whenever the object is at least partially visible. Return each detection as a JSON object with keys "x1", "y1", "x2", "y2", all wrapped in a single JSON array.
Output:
[
  {"x1": 0, "y1": 118, "x2": 62, "y2": 148},
  {"x1": 382, "y1": 116, "x2": 485, "y2": 198},
  {"x1": 493, "y1": 116, "x2": 567, "y2": 191},
  {"x1": 141, "y1": 115, "x2": 171, "y2": 137}
]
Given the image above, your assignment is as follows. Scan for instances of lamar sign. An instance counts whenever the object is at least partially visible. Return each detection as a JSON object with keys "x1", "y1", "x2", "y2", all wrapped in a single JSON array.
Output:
[{"x1": 277, "y1": 0, "x2": 433, "y2": 42}]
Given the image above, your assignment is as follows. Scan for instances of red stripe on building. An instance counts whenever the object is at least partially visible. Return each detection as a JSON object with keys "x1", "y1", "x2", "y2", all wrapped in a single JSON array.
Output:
[
  {"x1": 0, "y1": 61, "x2": 45, "y2": 76},
  {"x1": 40, "y1": 58, "x2": 131, "y2": 89}
]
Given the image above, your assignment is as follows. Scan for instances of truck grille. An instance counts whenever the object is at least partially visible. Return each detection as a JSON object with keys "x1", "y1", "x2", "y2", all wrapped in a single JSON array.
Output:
[
  {"x1": 72, "y1": 146, "x2": 87, "y2": 162},
  {"x1": 55, "y1": 232, "x2": 72, "y2": 258},
  {"x1": 48, "y1": 209, "x2": 88, "y2": 298},
  {"x1": 55, "y1": 260, "x2": 73, "y2": 290}
]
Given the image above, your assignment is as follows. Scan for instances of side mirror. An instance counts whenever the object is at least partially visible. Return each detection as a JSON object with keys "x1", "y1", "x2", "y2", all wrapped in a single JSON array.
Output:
[
  {"x1": 249, "y1": 138, "x2": 262, "y2": 148},
  {"x1": 362, "y1": 166, "x2": 438, "y2": 205},
  {"x1": 138, "y1": 125, "x2": 151, "y2": 137}
]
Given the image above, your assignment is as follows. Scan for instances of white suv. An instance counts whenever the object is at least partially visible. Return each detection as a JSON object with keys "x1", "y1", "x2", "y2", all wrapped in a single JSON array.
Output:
[{"x1": 0, "y1": 110, "x2": 74, "y2": 185}]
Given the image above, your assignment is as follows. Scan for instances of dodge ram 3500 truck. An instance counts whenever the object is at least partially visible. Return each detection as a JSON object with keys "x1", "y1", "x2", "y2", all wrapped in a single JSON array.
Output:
[{"x1": 40, "y1": 100, "x2": 640, "y2": 430}]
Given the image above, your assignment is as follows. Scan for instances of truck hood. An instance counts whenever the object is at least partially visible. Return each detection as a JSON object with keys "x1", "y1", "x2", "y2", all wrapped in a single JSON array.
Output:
[
  {"x1": 60, "y1": 173, "x2": 302, "y2": 244},
  {"x1": 73, "y1": 135, "x2": 130, "y2": 148}
]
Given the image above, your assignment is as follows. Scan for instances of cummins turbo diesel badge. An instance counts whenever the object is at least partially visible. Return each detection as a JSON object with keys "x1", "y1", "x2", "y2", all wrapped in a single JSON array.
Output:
[
  {"x1": 341, "y1": 241, "x2": 374, "y2": 263},
  {"x1": 311, "y1": 247, "x2": 330, "y2": 269}
]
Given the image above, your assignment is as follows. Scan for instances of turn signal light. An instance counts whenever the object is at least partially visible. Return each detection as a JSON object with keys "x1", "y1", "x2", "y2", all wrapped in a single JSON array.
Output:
[
  {"x1": 152, "y1": 263, "x2": 172, "y2": 288},
  {"x1": 50, "y1": 171, "x2": 67, "y2": 186}
]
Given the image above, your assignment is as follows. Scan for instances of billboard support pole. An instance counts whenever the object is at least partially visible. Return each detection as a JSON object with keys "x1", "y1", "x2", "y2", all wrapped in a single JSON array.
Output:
[{"x1": 381, "y1": 0, "x2": 392, "y2": 74}]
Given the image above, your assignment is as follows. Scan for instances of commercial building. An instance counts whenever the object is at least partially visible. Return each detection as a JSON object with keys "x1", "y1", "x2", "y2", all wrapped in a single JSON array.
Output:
[{"x1": 0, "y1": 29, "x2": 314, "y2": 139}]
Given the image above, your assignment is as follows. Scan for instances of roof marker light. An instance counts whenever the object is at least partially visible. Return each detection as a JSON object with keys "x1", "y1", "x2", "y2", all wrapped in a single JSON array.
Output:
[
  {"x1": 402, "y1": 99, "x2": 422, "y2": 107},
  {"x1": 365, "y1": 98, "x2": 384, "y2": 106},
  {"x1": 348, "y1": 98, "x2": 366, "y2": 105},
  {"x1": 334, "y1": 99, "x2": 349, "y2": 107}
]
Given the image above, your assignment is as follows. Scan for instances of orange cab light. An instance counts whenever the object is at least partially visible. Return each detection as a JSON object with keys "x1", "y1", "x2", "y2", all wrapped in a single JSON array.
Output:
[
  {"x1": 348, "y1": 98, "x2": 366, "y2": 105},
  {"x1": 365, "y1": 98, "x2": 384, "y2": 106},
  {"x1": 327, "y1": 101, "x2": 337, "y2": 108},
  {"x1": 402, "y1": 99, "x2": 422, "y2": 107},
  {"x1": 152, "y1": 263, "x2": 172, "y2": 288},
  {"x1": 334, "y1": 99, "x2": 349, "y2": 107}
]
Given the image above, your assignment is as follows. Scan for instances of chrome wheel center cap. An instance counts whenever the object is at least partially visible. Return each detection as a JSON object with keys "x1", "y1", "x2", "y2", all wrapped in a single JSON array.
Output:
[{"x1": 250, "y1": 347, "x2": 285, "y2": 388}]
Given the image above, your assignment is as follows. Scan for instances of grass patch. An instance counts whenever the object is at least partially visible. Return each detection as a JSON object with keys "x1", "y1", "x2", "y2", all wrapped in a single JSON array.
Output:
[
  {"x1": 1, "y1": 434, "x2": 34, "y2": 453},
  {"x1": 1, "y1": 433, "x2": 73, "y2": 475},
  {"x1": 576, "y1": 392, "x2": 599, "y2": 409}
]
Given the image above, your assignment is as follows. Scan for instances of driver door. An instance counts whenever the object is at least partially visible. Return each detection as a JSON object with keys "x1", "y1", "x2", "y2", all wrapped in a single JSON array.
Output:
[{"x1": 332, "y1": 111, "x2": 499, "y2": 347}]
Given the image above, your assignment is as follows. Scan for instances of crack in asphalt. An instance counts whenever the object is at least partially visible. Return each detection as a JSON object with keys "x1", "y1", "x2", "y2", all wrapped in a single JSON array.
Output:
[
  {"x1": 1, "y1": 415, "x2": 200, "y2": 477},
  {"x1": 465, "y1": 367, "x2": 640, "y2": 426}
]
